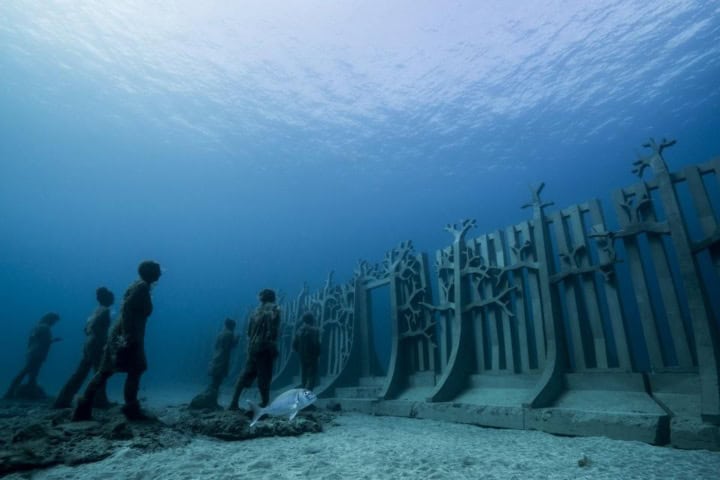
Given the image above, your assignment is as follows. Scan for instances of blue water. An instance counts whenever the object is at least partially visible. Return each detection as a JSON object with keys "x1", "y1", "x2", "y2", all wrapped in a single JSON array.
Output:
[{"x1": 1, "y1": 1, "x2": 719, "y2": 389}]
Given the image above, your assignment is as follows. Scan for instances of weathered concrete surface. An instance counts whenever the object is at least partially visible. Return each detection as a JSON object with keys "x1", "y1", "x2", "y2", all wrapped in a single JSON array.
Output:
[
  {"x1": 648, "y1": 373, "x2": 720, "y2": 450},
  {"x1": 525, "y1": 408, "x2": 668, "y2": 445},
  {"x1": 526, "y1": 374, "x2": 669, "y2": 444},
  {"x1": 319, "y1": 397, "x2": 527, "y2": 429},
  {"x1": 372, "y1": 400, "x2": 416, "y2": 418},
  {"x1": 311, "y1": 371, "x2": 720, "y2": 451},
  {"x1": 414, "y1": 402, "x2": 526, "y2": 429},
  {"x1": 323, "y1": 395, "x2": 668, "y2": 443},
  {"x1": 670, "y1": 416, "x2": 720, "y2": 451},
  {"x1": 320, "y1": 398, "x2": 376, "y2": 414}
]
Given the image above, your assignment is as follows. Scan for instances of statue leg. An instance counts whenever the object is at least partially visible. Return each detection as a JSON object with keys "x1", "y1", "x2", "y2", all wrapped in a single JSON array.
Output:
[
  {"x1": 308, "y1": 360, "x2": 318, "y2": 391},
  {"x1": 229, "y1": 356, "x2": 257, "y2": 410},
  {"x1": 300, "y1": 360, "x2": 309, "y2": 390},
  {"x1": 54, "y1": 356, "x2": 92, "y2": 408},
  {"x1": 257, "y1": 354, "x2": 274, "y2": 408},
  {"x1": 3, "y1": 366, "x2": 29, "y2": 399},
  {"x1": 26, "y1": 359, "x2": 42, "y2": 387},
  {"x1": 72, "y1": 370, "x2": 111, "y2": 421},
  {"x1": 121, "y1": 371, "x2": 153, "y2": 420}
]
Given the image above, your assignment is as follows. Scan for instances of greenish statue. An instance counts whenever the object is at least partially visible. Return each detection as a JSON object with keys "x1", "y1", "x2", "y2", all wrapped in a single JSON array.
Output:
[
  {"x1": 189, "y1": 318, "x2": 240, "y2": 409},
  {"x1": 293, "y1": 312, "x2": 321, "y2": 390},
  {"x1": 53, "y1": 287, "x2": 115, "y2": 409},
  {"x1": 228, "y1": 289, "x2": 281, "y2": 410},
  {"x1": 72, "y1": 260, "x2": 161, "y2": 421},
  {"x1": 4, "y1": 312, "x2": 62, "y2": 400}
]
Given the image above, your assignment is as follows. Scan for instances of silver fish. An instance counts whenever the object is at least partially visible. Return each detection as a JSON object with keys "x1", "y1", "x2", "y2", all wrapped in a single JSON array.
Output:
[{"x1": 247, "y1": 388, "x2": 317, "y2": 427}]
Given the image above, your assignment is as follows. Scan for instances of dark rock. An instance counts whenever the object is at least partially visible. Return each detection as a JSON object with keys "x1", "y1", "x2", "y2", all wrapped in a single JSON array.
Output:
[
  {"x1": 0, "y1": 400, "x2": 333, "y2": 476},
  {"x1": 173, "y1": 406, "x2": 327, "y2": 441},
  {"x1": 326, "y1": 400, "x2": 342, "y2": 412},
  {"x1": 11, "y1": 423, "x2": 48, "y2": 443},
  {"x1": 189, "y1": 392, "x2": 221, "y2": 410},
  {"x1": 50, "y1": 411, "x2": 68, "y2": 426},
  {"x1": 104, "y1": 421, "x2": 134, "y2": 440},
  {"x1": 121, "y1": 404, "x2": 159, "y2": 422}
]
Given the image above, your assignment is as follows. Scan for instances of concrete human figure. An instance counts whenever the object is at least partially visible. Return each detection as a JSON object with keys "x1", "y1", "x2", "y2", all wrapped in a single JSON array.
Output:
[
  {"x1": 189, "y1": 318, "x2": 239, "y2": 409},
  {"x1": 228, "y1": 289, "x2": 281, "y2": 410},
  {"x1": 72, "y1": 260, "x2": 161, "y2": 421},
  {"x1": 292, "y1": 312, "x2": 321, "y2": 391},
  {"x1": 53, "y1": 287, "x2": 115, "y2": 409},
  {"x1": 4, "y1": 312, "x2": 62, "y2": 400}
]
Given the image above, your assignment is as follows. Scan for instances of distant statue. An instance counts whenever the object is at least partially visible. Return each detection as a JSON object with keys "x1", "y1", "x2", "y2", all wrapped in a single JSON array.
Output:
[
  {"x1": 72, "y1": 260, "x2": 161, "y2": 421},
  {"x1": 4, "y1": 312, "x2": 62, "y2": 400},
  {"x1": 228, "y1": 289, "x2": 281, "y2": 410},
  {"x1": 189, "y1": 318, "x2": 240, "y2": 410},
  {"x1": 292, "y1": 312, "x2": 321, "y2": 391},
  {"x1": 53, "y1": 287, "x2": 115, "y2": 409}
]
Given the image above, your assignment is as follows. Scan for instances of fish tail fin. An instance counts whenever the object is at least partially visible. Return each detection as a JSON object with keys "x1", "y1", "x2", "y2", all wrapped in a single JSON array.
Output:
[{"x1": 248, "y1": 400, "x2": 264, "y2": 427}]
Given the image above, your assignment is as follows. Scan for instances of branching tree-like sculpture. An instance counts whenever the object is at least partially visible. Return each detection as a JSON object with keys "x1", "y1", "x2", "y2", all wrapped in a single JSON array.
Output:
[
  {"x1": 387, "y1": 241, "x2": 437, "y2": 354},
  {"x1": 274, "y1": 284, "x2": 308, "y2": 378},
  {"x1": 308, "y1": 272, "x2": 355, "y2": 379}
]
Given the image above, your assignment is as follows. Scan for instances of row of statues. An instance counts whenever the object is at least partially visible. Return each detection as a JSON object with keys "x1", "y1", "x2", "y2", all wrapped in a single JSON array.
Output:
[{"x1": 3, "y1": 260, "x2": 322, "y2": 422}]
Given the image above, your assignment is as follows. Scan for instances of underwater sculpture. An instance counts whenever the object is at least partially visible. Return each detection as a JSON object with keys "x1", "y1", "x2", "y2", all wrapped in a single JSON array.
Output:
[
  {"x1": 189, "y1": 317, "x2": 240, "y2": 409},
  {"x1": 229, "y1": 288, "x2": 281, "y2": 410},
  {"x1": 247, "y1": 388, "x2": 317, "y2": 427},
  {"x1": 292, "y1": 312, "x2": 321, "y2": 390},
  {"x1": 4, "y1": 312, "x2": 62, "y2": 400},
  {"x1": 53, "y1": 287, "x2": 115, "y2": 409},
  {"x1": 73, "y1": 260, "x2": 162, "y2": 422}
]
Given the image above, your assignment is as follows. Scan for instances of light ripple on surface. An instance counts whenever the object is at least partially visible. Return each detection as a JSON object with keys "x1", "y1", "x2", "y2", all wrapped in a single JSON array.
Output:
[{"x1": 1, "y1": 0, "x2": 718, "y2": 170}]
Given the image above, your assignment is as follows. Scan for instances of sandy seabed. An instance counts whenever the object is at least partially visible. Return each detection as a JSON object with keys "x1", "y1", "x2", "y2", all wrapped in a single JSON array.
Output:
[{"x1": 6, "y1": 410, "x2": 719, "y2": 480}]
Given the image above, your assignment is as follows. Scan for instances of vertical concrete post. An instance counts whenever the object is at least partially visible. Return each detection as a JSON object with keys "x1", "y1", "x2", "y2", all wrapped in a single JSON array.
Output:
[
  {"x1": 429, "y1": 220, "x2": 476, "y2": 402},
  {"x1": 638, "y1": 139, "x2": 720, "y2": 423},
  {"x1": 523, "y1": 183, "x2": 567, "y2": 408}
]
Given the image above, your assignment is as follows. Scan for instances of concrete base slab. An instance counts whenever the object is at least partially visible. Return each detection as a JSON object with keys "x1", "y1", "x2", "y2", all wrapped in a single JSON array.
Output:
[
  {"x1": 414, "y1": 402, "x2": 526, "y2": 429},
  {"x1": 453, "y1": 387, "x2": 532, "y2": 407},
  {"x1": 670, "y1": 416, "x2": 720, "y2": 451},
  {"x1": 392, "y1": 386, "x2": 435, "y2": 402},
  {"x1": 552, "y1": 389, "x2": 665, "y2": 415},
  {"x1": 318, "y1": 396, "x2": 670, "y2": 445},
  {"x1": 647, "y1": 373, "x2": 720, "y2": 450},
  {"x1": 334, "y1": 386, "x2": 382, "y2": 399},
  {"x1": 528, "y1": 373, "x2": 670, "y2": 444},
  {"x1": 526, "y1": 407, "x2": 668, "y2": 444},
  {"x1": 374, "y1": 400, "x2": 416, "y2": 418},
  {"x1": 314, "y1": 372, "x2": 720, "y2": 449},
  {"x1": 317, "y1": 398, "x2": 377, "y2": 415}
]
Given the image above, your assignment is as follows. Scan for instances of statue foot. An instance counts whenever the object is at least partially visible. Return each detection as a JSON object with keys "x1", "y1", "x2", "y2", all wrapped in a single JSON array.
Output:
[
  {"x1": 72, "y1": 399, "x2": 93, "y2": 422},
  {"x1": 121, "y1": 403, "x2": 156, "y2": 421}
]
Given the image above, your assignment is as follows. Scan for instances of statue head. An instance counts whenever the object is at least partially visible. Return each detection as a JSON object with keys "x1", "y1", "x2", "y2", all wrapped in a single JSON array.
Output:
[
  {"x1": 138, "y1": 260, "x2": 162, "y2": 283},
  {"x1": 301, "y1": 312, "x2": 315, "y2": 325},
  {"x1": 258, "y1": 288, "x2": 276, "y2": 304},
  {"x1": 224, "y1": 317, "x2": 236, "y2": 331},
  {"x1": 40, "y1": 312, "x2": 60, "y2": 325},
  {"x1": 96, "y1": 287, "x2": 115, "y2": 307}
]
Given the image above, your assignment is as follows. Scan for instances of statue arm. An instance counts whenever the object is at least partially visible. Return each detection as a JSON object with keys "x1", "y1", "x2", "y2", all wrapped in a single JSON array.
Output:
[{"x1": 271, "y1": 308, "x2": 281, "y2": 342}]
